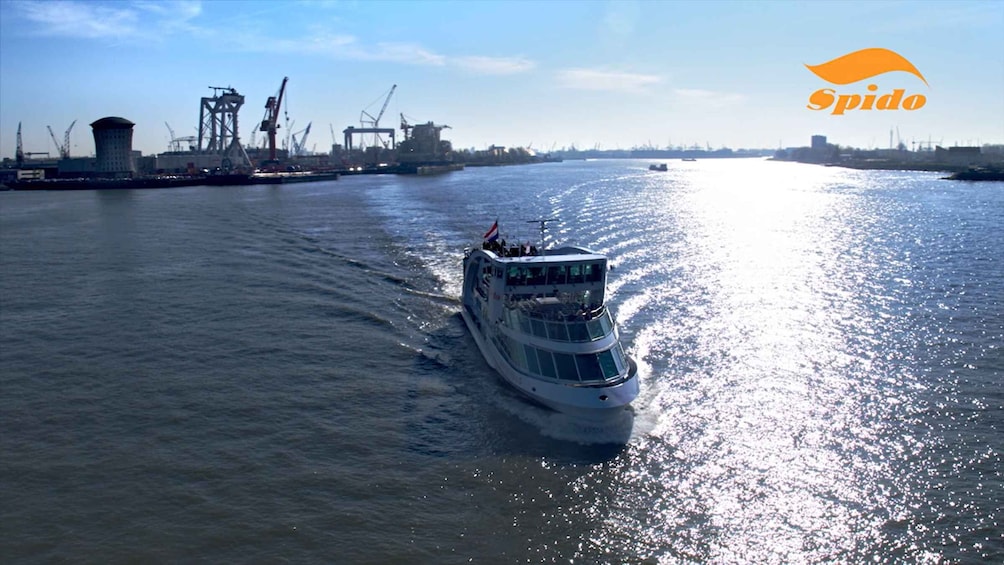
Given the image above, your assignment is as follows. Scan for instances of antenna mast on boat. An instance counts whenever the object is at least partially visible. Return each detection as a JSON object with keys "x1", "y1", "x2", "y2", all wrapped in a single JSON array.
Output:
[{"x1": 527, "y1": 218, "x2": 558, "y2": 252}]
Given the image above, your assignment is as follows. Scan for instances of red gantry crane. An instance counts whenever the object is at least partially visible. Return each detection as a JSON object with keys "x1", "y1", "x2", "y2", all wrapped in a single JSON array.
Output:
[{"x1": 260, "y1": 77, "x2": 289, "y2": 161}]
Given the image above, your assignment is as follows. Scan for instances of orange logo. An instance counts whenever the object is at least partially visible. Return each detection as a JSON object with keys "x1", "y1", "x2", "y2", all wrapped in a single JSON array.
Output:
[{"x1": 805, "y1": 48, "x2": 928, "y2": 115}]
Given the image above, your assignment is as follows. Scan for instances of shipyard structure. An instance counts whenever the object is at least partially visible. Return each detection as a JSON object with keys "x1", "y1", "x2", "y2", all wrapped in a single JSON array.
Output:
[{"x1": 3, "y1": 77, "x2": 464, "y2": 188}]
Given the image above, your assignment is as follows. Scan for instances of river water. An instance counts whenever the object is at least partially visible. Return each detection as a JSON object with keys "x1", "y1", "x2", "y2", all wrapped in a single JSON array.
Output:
[{"x1": 1, "y1": 159, "x2": 1001, "y2": 563}]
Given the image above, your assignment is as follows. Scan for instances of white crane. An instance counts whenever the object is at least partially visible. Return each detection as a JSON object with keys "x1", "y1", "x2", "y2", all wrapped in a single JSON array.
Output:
[
  {"x1": 360, "y1": 84, "x2": 396, "y2": 147},
  {"x1": 47, "y1": 120, "x2": 76, "y2": 158}
]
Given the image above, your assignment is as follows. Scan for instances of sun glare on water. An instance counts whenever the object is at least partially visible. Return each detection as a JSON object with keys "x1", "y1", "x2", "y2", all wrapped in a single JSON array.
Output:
[{"x1": 588, "y1": 160, "x2": 927, "y2": 562}]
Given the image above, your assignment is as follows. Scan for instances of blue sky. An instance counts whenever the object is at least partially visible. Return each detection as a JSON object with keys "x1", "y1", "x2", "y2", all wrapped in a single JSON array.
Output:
[{"x1": 1, "y1": 0, "x2": 1002, "y2": 158}]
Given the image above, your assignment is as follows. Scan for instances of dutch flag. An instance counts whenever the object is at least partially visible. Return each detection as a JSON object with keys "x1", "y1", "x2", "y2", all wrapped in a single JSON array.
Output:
[{"x1": 483, "y1": 220, "x2": 499, "y2": 242}]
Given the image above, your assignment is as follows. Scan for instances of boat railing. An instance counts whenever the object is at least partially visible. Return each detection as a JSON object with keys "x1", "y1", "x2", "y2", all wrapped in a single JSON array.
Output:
[{"x1": 503, "y1": 303, "x2": 614, "y2": 342}]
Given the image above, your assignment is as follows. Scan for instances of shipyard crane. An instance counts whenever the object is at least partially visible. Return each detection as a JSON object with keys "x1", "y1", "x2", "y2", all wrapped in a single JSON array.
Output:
[
  {"x1": 47, "y1": 126, "x2": 62, "y2": 157},
  {"x1": 62, "y1": 120, "x2": 76, "y2": 158},
  {"x1": 260, "y1": 76, "x2": 289, "y2": 161},
  {"x1": 400, "y1": 113, "x2": 412, "y2": 138},
  {"x1": 291, "y1": 122, "x2": 312, "y2": 156},
  {"x1": 16, "y1": 122, "x2": 49, "y2": 160},
  {"x1": 360, "y1": 84, "x2": 396, "y2": 147},
  {"x1": 46, "y1": 120, "x2": 76, "y2": 159},
  {"x1": 16, "y1": 122, "x2": 24, "y2": 165},
  {"x1": 300, "y1": 122, "x2": 311, "y2": 155},
  {"x1": 165, "y1": 122, "x2": 178, "y2": 151}
]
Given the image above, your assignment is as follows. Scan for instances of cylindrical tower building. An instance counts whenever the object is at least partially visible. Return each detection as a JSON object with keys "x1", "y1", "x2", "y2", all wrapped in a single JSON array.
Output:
[{"x1": 91, "y1": 117, "x2": 135, "y2": 178}]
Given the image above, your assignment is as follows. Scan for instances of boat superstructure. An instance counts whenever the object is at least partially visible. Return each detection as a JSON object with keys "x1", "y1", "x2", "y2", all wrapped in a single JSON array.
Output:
[{"x1": 461, "y1": 221, "x2": 638, "y2": 418}]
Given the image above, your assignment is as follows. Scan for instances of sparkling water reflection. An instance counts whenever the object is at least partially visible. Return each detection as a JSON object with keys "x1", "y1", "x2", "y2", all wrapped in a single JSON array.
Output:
[{"x1": 1, "y1": 160, "x2": 1000, "y2": 563}]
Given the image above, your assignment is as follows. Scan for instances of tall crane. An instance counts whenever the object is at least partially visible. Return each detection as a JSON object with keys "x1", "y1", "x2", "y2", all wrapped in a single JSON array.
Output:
[
  {"x1": 16, "y1": 122, "x2": 48, "y2": 161},
  {"x1": 360, "y1": 84, "x2": 396, "y2": 147},
  {"x1": 46, "y1": 120, "x2": 76, "y2": 159},
  {"x1": 16, "y1": 122, "x2": 24, "y2": 166},
  {"x1": 399, "y1": 113, "x2": 412, "y2": 139},
  {"x1": 47, "y1": 126, "x2": 62, "y2": 157},
  {"x1": 63, "y1": 120, "x2": 76, "y2": 158},
  {"x1": 165, "y1": 121, "x2": 177, "y2": 151},
  {"x1": 291, "y1": 122, "x2": 312, "y2": 157},
  {"x1": 164, "y1": 122, "x2": 196, "y2": 152},
  {"x1": 260, "y1": 76, "x2": 289, "y2": 161}
]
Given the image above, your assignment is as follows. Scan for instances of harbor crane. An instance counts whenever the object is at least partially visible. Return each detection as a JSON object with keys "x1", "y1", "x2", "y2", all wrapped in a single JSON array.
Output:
[
  {"x1": 46, "y1": 120, "x2": 76, "y2": 159},
  {"x1": 15, "y1": 122, "x2": 50, "y2": 163},
  {"x1": 260, "y1": 76, "x2": 289, "y2": 161},
  {"x1": 47, "y1": 126, "x2": 62, "y2": 157},
  {"x1": 164, "y1": 122, "x2": 196, "y2": 152},
  {"x1": 400, "y1": 113, "x2": 412, "y2": 138},
  {"x1": 16, "y1": 122, "x2": 24, "y2": 165},
  {"x1": 165, "y1": 121, "x2": 176, "y2": 149},
  {"x1": 291, "y1": 122, "x2": 312, "y2": 157},
  {"x1": 360, "y1": 84, "x2": 396, "y2": 148}
]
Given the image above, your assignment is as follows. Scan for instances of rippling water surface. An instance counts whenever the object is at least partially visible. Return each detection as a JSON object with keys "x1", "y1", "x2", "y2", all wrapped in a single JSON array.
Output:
[{"x1": 1, "y1": 159, "x2": 1001, "y2": 563}]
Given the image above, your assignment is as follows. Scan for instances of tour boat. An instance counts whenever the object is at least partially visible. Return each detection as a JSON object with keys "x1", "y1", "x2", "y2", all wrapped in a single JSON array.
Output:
[{"x1": 461, "y1": 220, "x2": 639, "y2": 418}]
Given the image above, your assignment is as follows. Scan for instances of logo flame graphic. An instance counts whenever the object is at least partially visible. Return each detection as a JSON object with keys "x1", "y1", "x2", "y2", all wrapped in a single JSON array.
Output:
[{"x1": 805, "y1": 47, "x2": 928, "y2": 86}]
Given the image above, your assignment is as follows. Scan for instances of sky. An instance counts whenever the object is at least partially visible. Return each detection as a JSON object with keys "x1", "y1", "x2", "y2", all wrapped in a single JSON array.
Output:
[{"x1": 1, "y1": 0, "x2": 1002, "y2": 159}]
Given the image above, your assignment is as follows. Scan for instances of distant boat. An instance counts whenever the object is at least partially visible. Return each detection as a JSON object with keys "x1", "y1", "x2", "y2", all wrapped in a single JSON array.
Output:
[
  {"x1": 945, "y1": 166, "x2": 1004, "y2": 181},
  {"x1": 681, "y1": 158, "x2": 697, "y2": 162},
  {"x1": 649, "y1": 163, "x2": 668, "y2": 171}
]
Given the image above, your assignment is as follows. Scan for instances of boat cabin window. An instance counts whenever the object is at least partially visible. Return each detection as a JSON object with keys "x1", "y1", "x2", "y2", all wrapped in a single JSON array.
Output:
[
  {"x1": 568, "y1": 264, "x2": 584, "y2": 284},
  {"x1": 497, "y1": 334, "x2": 626, "y2": 383},
  {"x1": 567, "y1": 322, "x2": 591, "y2": 342},
  {"x1": 527, "y1": 266, "x2": 546, "y2": 285},
  {"x1": 506, "y1": 262, "x2": 603, "y2": 287},
  {"x1": 536, "y1": 350, "x2": 557, "y2": 379},
  {"x1": 531, "y1": 319, "x2": 547, "y2": 339},
  {"x1": 523, "y1": 344, "x2": 540, "y2": 373},
  {"x1": 598, "y1": 349, "x2": 620, "y2": 379},
  {"x1": 553, "y1": 353, "x2": 579, "y2": 381},
  {"x1": 575, "y1": 353, "x2": 603, "y2": 381},
  {"x1": 546, "y1": 321, "x2": 569, "y2": 342},
  {"x1": 546, "y1": 266, "x2": 566, "y2": 285}
]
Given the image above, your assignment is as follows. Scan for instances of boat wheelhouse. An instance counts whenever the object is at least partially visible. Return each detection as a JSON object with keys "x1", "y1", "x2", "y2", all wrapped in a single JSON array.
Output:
[{"x1": 461, "y1": 223, "x2": 638, "y2": 418}]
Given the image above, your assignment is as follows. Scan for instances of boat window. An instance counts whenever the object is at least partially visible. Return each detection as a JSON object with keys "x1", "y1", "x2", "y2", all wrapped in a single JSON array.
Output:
[
  {"x1": 536, "y1": 350, "x2": 557, "y2": 379},
  {"x1": 568, "y1": 264, "x2": 584, "y2": 284},
  {"x1": 575, "y1": 354, "x2": 604, "y2": 382},
  {"x1": 553, "y1": 353, "x2": 580, "y2": 381},
  {"x1": 599, "y1": 311, "x2": 613, "y2": 334},
  {"x1": 546, "y1": 265, "x2": 567, "y2": 285},
  {"x1": 585, "y1": 263, "x2": 604, "y2": 283},
  {"x1": 613, "y1": 344, "x2": 627, "y2": 373},
  {"x1": 598, "y1": 350, "x2": 620, "y2": 379},
  {"x1": 509, "y1": 336, "x2": 527, "y2": 370},
  {"x1": 546, "y1": 321, "x2": 569, "y2": 342},
  {"x1": 527, "y1": 266, "x2": 546, "y2": 286},
  {"x1": 531, "y1": 318, "x2": 547, "y2": 339},
  {"x1": 567, "y1": 322, "x2": 591, "y2": 342},
  {"x1": 524, "y1": 344, "x2": 540, "y2": 374},
  {"x1": 519, "y1": 314, "x2": 532, "y2": 334},
  {"x1": 587, "y1": 318, "x2": 606, "y2": 340},
  {"x1": 507, "y1": 266, "x2": 527, "y2": 285}
]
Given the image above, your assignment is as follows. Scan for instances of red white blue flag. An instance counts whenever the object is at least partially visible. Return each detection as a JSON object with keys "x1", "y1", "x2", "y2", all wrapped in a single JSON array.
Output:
[{"x1": 483, "y1": 220, "x2": 499, "y2": 242}]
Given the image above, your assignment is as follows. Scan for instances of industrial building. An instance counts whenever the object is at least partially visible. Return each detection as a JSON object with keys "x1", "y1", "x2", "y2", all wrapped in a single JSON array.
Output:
[{"x1": 91, "y1": 116, "x2": 135, "y2": 178}]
